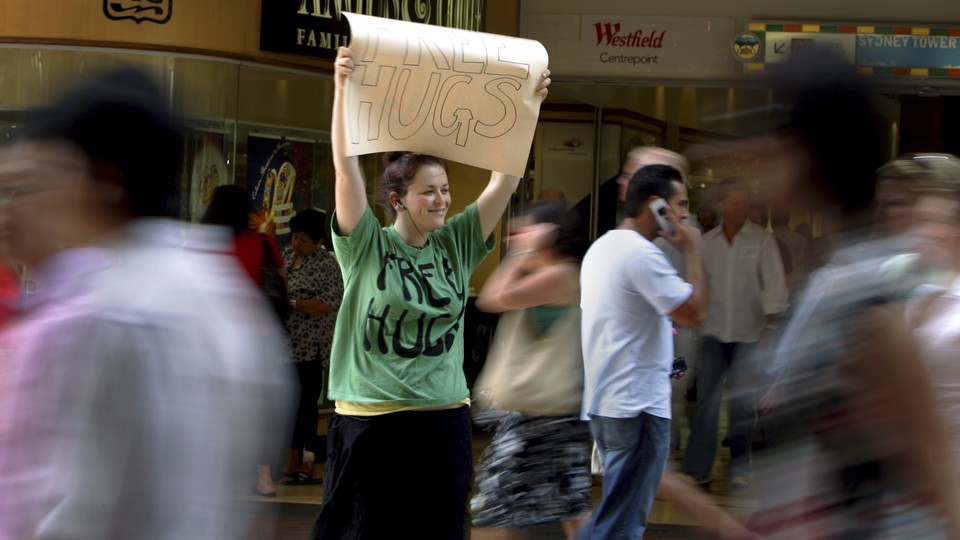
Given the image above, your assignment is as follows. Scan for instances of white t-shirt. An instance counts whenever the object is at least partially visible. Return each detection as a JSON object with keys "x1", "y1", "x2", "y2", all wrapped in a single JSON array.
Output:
[{"x1": 580, "y1": 229, "x2": 693, "y2": 420}]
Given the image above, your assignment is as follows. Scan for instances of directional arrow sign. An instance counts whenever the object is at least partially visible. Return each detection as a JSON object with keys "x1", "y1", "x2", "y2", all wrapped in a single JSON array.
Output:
[{"x1": 764, "y1": 32, "x2": 856, "y2": 64}]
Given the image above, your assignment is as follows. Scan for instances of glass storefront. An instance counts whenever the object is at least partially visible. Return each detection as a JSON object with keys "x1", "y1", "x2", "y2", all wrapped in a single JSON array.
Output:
[
  {"x1": 534, "y1": 83, "x2": 900, "y2": 237},
  {"x1": 0, "y1": 46, "x2": 353, "y2": 231}
]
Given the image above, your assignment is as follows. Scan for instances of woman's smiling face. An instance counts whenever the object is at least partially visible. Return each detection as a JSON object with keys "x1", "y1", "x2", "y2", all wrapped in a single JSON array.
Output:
[{"x1": 399, "y1": 163, "x2": 451, "y2": 233}]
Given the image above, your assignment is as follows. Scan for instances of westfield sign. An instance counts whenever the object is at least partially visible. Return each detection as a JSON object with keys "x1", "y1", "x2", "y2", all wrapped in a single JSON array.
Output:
[{"x1": 594, "y1": 22, "x2": 665, "y2": 48}]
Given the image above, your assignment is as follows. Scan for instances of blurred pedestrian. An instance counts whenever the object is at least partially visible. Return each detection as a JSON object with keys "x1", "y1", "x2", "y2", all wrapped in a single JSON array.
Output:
[
  {"x1": 0, "y1": 68, "x2": 291, "y2": 539},
  {"x1": 875, "y1": 155, "x2": 935, "y2": 237},
  {"x1": 202, "y1": 184, "x2": 289, "y2": 497},
  {"x1": 471, "y1": 200, "x2": 590, "y2": 540},
  {"x1": 904, "y1": 160, "x2": 960, "y2": 487},
  {"x1": 747, "y1": 46, "x2": 958, "y2": 538},
  {"x1": 876, "y1": 154, "x2": 960, "y2": 295}
]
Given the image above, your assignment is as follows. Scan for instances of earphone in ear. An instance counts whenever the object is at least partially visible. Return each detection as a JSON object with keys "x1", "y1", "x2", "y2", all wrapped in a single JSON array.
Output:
[{"x1": 396, "y1": 201, "x2": 405, "y2": 210}]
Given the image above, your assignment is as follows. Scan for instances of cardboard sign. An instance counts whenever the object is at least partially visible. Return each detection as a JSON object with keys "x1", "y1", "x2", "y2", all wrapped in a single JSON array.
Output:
[{"x1": 342, "y1": 12, "x2": 549, "y2": 176}]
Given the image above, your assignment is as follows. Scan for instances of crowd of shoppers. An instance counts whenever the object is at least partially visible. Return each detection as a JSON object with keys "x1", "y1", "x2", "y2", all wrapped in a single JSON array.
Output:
[{"x1": 5, "y1": 37, "x2": 960, "y2": 540}]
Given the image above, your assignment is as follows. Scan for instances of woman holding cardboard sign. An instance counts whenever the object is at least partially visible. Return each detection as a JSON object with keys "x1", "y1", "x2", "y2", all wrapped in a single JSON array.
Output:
[{"x1": 308, "y1": 46, "x2": 549, "y2": 540}]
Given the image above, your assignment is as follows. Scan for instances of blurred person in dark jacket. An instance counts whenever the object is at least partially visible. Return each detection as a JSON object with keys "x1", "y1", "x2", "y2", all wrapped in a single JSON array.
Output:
[{"x1": 0, "y1": 68, "x2": 292, "y2": 539}]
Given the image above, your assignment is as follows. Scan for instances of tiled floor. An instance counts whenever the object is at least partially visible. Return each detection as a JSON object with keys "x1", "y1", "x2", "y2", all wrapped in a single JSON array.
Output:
[
  {"x1": 244, "y1": 501, "x2": 726, "y2": 539},
  {"x1": 242, "y1": 430, "x2": 756, "y2": 538}
]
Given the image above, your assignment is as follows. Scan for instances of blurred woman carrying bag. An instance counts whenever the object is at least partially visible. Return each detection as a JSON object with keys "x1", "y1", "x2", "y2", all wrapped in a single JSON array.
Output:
[{"x1": 471, "y1": 200, "x2": 590, "y2": 540}]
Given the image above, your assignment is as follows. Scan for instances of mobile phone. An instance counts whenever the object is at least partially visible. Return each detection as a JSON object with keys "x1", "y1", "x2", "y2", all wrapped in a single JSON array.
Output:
[
  {"x1": 649, "y1": 198, "x2": 674, "y2": 235},
  {"x1": 671, "y1": 356, "x2": 687, "y2": 378}
]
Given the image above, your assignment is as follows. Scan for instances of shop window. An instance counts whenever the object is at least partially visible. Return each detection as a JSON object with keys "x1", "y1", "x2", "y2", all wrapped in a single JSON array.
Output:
[{"x1": 0, "y1": 46, "x2": 347, "y2": 238}]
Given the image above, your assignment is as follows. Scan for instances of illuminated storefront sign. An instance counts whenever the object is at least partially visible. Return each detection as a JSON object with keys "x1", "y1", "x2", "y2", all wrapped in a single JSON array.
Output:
[{"x1": 260, "y1": 0, "x2": 486, "y2": 60}]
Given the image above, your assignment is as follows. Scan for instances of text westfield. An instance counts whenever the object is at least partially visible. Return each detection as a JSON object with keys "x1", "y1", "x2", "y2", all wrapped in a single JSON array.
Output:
[{"x1": 594, "y1": 23, "x2": 666, "y2": 48}]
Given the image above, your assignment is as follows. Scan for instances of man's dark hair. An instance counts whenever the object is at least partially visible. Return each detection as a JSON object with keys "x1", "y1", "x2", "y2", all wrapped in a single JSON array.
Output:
[
  {"x1": 717, "y1": 177, "x2": 750, "y2": 202},
  {"x1": 290, "y1": 209, "x2": 327, "y2": 243},
  {"x1": 624, "y1": 164, "x2": 682, "y2": 218},
  {"x1": 19, "y1": 68, "x2": 183, "y2": 218}
]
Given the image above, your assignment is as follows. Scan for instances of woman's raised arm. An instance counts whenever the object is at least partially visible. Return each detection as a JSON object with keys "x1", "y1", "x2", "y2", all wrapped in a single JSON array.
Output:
[
  {"x1": 332, "y1": 47, "x2": 368, "y2": 236},
  {"x1": 475, "y1": 253, "x2": 578, "y2": 313}
]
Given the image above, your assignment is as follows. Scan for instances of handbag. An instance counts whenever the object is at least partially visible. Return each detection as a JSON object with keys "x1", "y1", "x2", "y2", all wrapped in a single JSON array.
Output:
[
  {"x1": 260, "y1": 235, "x2": 291, "y2": 322},
  {"x1": 474, "y1": 306, "x2": 584, "y2": 416}
]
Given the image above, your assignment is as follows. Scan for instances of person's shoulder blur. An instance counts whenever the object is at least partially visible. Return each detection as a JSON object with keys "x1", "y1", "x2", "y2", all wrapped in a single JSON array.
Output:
[
  {"x1": 90, "y1": 220, "x2": 275, "y2": 334},
  {"x1": 813, "y1": 232, "x2": 911, "y2": 307}
]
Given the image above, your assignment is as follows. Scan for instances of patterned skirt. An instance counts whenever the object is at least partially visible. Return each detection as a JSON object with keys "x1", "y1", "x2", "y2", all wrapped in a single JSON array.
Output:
[{"x1": 470, "y1": 412, "x2": 592, "y2": 529}]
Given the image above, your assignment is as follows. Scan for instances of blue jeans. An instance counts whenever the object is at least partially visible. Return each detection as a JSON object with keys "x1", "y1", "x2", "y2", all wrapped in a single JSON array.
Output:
[
  {"x1": 683, "y1": 337, "x2": 756, "y2": 479},
  {"x1": 578, "y1": 413, "x2": 670, "y2": 540}
]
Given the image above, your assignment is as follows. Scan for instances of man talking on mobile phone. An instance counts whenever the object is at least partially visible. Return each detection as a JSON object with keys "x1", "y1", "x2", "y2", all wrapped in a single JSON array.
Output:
[{"x1": 578, "y1": 164, "x2": 707, "y2": 540}]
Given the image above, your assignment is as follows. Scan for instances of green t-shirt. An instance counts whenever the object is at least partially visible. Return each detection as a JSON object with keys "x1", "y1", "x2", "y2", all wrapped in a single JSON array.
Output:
[{"x1": 329, "y1": 202, "x2": 495, "y2": 406}]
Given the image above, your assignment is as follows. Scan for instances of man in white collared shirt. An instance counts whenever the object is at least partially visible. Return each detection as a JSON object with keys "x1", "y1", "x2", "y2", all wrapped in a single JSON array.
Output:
[{"x1": 682, "y1": 177, "x2": 787, "y2": 490}]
